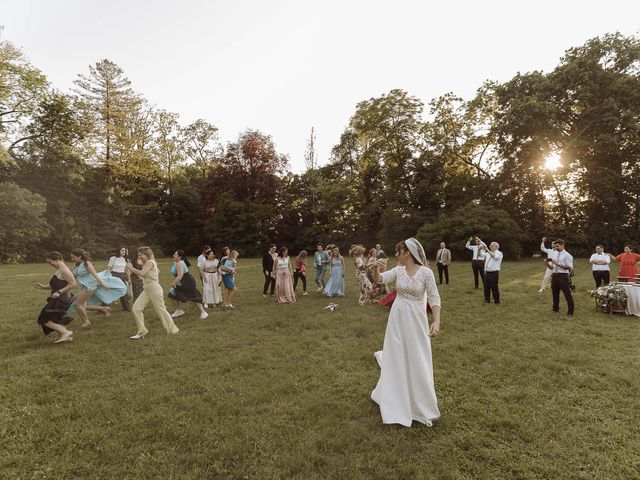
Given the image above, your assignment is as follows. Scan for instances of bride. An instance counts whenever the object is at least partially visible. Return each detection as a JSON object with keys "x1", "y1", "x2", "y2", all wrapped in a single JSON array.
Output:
[{"x1": 371, "y1": 237, "x2": 442, "y2": 427}]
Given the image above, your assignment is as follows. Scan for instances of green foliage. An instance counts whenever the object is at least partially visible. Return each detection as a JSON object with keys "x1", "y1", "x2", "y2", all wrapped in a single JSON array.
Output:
[
  {"x1": 0, "y1": 182, "x2": 50, "y2": 262},
  {"x1": 417, "y1": 204, "x2": 525, "y2": 259}
]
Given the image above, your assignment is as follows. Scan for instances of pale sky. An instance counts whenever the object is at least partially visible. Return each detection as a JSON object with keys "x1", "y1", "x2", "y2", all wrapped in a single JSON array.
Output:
[{"x1": 2, "y1": 0, "x2": 639, "y2": 172}]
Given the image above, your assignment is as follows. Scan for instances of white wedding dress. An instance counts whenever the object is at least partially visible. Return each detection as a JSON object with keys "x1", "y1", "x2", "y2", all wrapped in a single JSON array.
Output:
[{"x1": 371, "y1": 265, "x2": 441, "y2": 427}]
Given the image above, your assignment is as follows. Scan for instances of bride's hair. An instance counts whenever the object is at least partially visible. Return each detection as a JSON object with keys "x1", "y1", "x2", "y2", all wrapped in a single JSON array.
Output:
[{"x1": 394, "y1": 241, "x2": 420, "y2": 265}]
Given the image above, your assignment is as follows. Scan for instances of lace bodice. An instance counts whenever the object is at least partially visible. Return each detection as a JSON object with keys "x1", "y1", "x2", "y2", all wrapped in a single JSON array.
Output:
[
  {"x1": 380, "y1": 266, "x2": 441, "y2": 306},
  {"x1": 276, "y1": 257, "x2": 290, "y2": 269}
]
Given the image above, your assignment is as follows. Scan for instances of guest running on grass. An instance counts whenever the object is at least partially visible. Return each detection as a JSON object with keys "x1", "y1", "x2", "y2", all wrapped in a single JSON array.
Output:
[
  {"x1": 539, "y1": 238, "x2": 557, "y2": 293},
  {"x1": 68, "y1": 248, "x2": 127, "y2": 327},
  {"x1": 351, "y1": 244, "x2": 373, "y2": 305},
  {"x1": 366, "y1": 248, "x2": 388, "y2": 297},
  {"x1": 202, "y1": 250, "x2": 222, "y2": 307},
  {"x1": 548, "y1": 239, "x2": 574, "y2": 316},
  {"x1": 126, "y1": 247, "x2": 179, "y2": 339},
  {"x1": 273, "y1": 247, "x2": 296, "y2": 304},
  {"x1": 483, "y1": 242, "x2": 503, "y2": 304},
  {"x1": 34, "y1": 251, "x2": 77, "y2": 344},
  {"x1": 314, "y1": 244, "x2": 329, "y2": 291},
  {"x1": 293, "y1": 250, "x2": 308, "y2": 295},
  {"x1": 370, "y1": 238, "x2": 441, "y2": 427},
  {"x1": 609, "y1": 246, "x2": 640, "y2": 280},
  {"x1": 107, "y1": 246, "x2": 131, "y2": 311},
  {"x1": 220, "y1": 250, "x2": 239, "y2": 309},
  {"x1": 324, "y1": 246, "x2": 345, "y2": 297},
  {"x1": 197, "y1": 245, "x2": 212, "y2": 286},
  {"x1": 262, "y1": 244, "x2": 277, "y2": 297},
  {"x1": 168, "y1": 250, "x2": 208, "y2": 319},
  {"x1": 465, "y1": 236, "x2": 487, "y2": 289},
  {"x1": 435, "y1": 242, "x2": 451, "y2": 285},
  {"x1": 590, "y1": 244, "x2": 611, "y2": 288}
]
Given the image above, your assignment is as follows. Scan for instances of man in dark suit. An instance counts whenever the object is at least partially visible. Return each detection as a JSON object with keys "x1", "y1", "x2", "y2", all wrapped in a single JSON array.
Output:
[
  {"x1": 262, "y1": 244, "x2": 277, "y2": 297},
  {"x1": 435, "y1": 242, "x2": 451, "y2": 285}
]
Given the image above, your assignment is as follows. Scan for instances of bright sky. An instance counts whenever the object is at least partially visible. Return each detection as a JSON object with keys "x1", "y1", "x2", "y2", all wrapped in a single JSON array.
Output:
[{"x1": 2, "y1": 0, "x2": 639, "y2": 172}]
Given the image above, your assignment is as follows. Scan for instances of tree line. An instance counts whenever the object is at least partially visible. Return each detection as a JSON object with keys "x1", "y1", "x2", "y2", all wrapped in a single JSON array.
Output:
[{"x1": 1, "y1": 29, "x2": 639, "y2": 262}]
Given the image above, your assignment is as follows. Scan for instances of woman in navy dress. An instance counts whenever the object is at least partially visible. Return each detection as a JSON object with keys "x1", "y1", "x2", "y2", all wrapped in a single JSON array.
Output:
[
  {"x1": 168, "y1": 250, "x2": 208, "y2": 319},
  {"x1": 34, "y1": 251, "x2": 77, "y2": 343}
]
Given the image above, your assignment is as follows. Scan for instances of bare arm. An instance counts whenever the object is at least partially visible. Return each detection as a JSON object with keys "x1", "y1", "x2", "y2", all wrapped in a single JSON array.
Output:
[{"x1": 172, "y1": 262, "x2": 184, "y2": 287}]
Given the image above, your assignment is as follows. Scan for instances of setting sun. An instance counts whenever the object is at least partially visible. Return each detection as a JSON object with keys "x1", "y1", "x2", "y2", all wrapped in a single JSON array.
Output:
[{"x1": 544, "y1": 153, "x2": 562, "y2": 170}]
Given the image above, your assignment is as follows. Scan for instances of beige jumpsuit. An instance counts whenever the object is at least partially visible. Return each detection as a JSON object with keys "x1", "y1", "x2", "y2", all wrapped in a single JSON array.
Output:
[{"x1": 131, "y1": 260, "x2": 179, "y2": 335}]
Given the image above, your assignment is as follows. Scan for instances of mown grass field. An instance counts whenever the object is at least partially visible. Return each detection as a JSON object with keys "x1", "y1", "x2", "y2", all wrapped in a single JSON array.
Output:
[{"x1": 1, "y1": 257, "x2": 639, "y2": 479}]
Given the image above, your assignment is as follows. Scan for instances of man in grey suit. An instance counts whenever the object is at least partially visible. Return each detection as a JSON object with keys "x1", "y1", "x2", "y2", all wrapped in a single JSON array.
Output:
[{"x1": 435, "y1": 242, "x2": 452, "y2": 285}]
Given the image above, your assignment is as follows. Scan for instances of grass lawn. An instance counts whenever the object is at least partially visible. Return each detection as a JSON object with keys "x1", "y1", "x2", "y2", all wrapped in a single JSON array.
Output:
[{"x1": 1, "y1": 257, "x2": 639, "y2": 479}]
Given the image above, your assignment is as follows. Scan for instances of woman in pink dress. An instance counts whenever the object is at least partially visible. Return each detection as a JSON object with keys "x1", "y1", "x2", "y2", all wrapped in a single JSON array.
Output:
[
  {"x1": 609, "y1": 246, "x2": 640, "y2": 280},
  {"x1": 273, "y1": 247, "x2": 296, "y2": 304}
]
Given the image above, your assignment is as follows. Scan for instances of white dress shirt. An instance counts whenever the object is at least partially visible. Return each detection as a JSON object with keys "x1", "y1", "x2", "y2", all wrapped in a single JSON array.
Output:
[
  {"x1": 549, "y1": 249, "x2": 573, "y2": 274},
  {"x1": 590, "y1": 252, "x2": 610, "y2": 271},
  {"x1": 540, "y1": 242, "x2": 554, "y2": 256},
  {"x1": 465, "y1": 240, "x2": 487, "y2": 261},
  {"x1": 484, "y1": 250, "x2": 503, "y2": 272}
]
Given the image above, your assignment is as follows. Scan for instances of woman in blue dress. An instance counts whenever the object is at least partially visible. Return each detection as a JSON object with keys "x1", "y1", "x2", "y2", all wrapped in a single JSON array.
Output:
[
  {"x1": 168, "y1": 250, "x2": 208, "y2": 319},
  {"x1": 69, "y1": 248, "x2": 128, "y2": 327},
  {"x1": 323, "y1": 246, "x2": 346, "y2": 297}
]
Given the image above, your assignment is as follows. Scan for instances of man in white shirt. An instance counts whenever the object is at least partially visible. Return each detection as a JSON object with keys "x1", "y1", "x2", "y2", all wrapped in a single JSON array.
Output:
[
  {"x1": 465, "y1": 236, "x2": 487, "y2": 289},
  {"x1": 548, "y1": 239, "x2": 574, "y2": 316},
  {"x1": 589, "y1": 244, "x2": 611, "y2": 288},
  {"x1": 483, "y1": 242, "x2": 503, "y2": 304}
]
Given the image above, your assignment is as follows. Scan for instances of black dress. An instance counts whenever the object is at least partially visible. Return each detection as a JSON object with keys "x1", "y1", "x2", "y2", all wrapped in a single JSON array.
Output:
[
  {"x1": 37, "y1": 276, "x2": 75, "y2": 335},
  {"x1": 168, "y1": 262, "x2": 203, "y2": 303}
]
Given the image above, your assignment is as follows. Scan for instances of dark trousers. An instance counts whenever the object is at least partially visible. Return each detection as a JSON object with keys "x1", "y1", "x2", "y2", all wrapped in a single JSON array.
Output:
[
  {"x1": 551, "y1": 273, "x2": 574, "y2": 315},
  {"x1": 484, "y1": 271, "x2": 500, "y2": 303},
  {"x1": 437, "y1": 263, "x2": 449, "y2": 284},
  {"x1": 293, "y1": 270, "x2": 306, "y2": 291},
  {"x1": 592, "y1": 270, "x2": 610, "y2": 288},
  {"x1": 111, "y1": 272, "x2": 130, "y2": 311},
  {"x1": 263, "y1": 274, "x2": 275, "y2": 295},
  {"x1": 472, "y1": 260, "x2": 485, "y2": 289}
]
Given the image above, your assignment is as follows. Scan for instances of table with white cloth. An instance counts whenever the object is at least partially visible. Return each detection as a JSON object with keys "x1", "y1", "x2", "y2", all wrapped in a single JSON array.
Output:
[{"x1": 622, "y1": 284, "x2": 640, "y2": 317}]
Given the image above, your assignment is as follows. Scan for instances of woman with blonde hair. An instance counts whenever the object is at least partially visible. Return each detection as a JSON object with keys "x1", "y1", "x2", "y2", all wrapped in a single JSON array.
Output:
[
  {"x1": 220, "y1": 250, "x2": 239, "y2": 309},
  {"x1": 126, "y1": 247, "x2": 179, "y2": 339},
  {"x1": 323, "y1": 246, "x2": 346, "y2": 297},
  {"x1": 350, "y1": 244, "x2": 373, "y2": 305}
]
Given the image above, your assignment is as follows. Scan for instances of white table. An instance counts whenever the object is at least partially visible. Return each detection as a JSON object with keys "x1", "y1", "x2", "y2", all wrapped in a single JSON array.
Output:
[{"x1": 622, "y1": 284, "x2": 640, "y2": 317}]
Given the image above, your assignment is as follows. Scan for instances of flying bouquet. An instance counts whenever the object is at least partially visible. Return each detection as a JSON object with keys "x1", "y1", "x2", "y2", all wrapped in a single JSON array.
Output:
[{"x1": 324, "y1": 303, "x2": 339, "y2": 312}]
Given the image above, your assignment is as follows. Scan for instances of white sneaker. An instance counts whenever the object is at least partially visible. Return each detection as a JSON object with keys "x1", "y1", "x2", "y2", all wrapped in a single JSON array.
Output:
[
  {"x1": 200, "y1": 311, "x2": 209, "y2": 319},
  {"x1": 203, "y1": 303, "x2": 209, "y2": 308},
  {"x1": 303, "y1": 291, "x2": 309, "y2": 296},
  {"x1": 316, "y1": 286, "x2": 323, "y2": 292},
  {"x1": 537, "y1": 289, "x2": 544, "y2": 293},
  {"x1": 226, "y1": 304, "x2": 235, "y2": 309},
  {"x1": 171, "y1": 308, "x2": 185, "y2": 318}
]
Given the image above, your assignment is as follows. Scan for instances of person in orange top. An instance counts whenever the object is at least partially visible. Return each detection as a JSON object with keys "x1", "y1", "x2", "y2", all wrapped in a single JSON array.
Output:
[{"x1": 609, "y1": 245, "x2": 640, "y2": 279}]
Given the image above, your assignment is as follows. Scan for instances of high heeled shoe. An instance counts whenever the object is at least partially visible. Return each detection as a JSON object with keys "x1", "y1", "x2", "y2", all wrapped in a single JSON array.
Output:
[{"x1": 129, "y1": 332, "x2": 147, "y2": 340}]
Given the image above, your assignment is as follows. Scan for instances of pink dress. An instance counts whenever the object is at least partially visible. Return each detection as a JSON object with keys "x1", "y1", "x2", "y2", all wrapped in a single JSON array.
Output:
[{"x1": 274, "y1": 257, "x2": 296, "y2": 304}]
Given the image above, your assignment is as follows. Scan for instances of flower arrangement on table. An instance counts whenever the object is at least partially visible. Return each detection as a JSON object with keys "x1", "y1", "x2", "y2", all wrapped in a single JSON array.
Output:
[{"x1": 589, "y1": 282, "x2": 628, "y2": 314}]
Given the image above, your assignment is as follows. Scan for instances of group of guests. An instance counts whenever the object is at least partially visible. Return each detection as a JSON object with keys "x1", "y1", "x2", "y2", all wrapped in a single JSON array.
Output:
[
  {"x1": 349, "y1": 245, "x2": 389, "y2": 305},
  {"x1": 35, "y1": 245, "x2": 243, "y2": 344}
]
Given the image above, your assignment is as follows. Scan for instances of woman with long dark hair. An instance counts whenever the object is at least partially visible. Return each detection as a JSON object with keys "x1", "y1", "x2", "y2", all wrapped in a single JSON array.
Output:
[
  {"x1": 34, "y1": 251, "x2": 77, "y2": 343},
  {"x1": 107, "y1": 246, "x2": 131, "y2": 311},
  {"x1": 273, "y1": 247, "x2": 296, "y2": 304},
  {"x1": 168, "y1": 250, "x2": 208, "y2": 319},
  {"x1": 68, "y1": 248, "x2": 127, "y2": 327}
]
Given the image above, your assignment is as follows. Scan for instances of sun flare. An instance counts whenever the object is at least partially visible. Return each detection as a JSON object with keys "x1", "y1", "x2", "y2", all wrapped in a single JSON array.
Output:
[{"x1": 544, "y1": 153, "x2": 562, "y2": 170}]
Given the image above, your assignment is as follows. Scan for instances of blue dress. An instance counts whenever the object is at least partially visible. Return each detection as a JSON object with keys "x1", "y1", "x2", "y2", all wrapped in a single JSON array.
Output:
[
  {"x1": 68, "y1": 262, "x2": 127, "y2": 312},
  {"x1": 324, "y1": 258, "x2": 345, "y2": 297}
]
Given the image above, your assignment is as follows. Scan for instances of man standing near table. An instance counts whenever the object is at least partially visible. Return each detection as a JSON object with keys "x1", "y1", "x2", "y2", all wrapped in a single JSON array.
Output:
[
  {"x1": 465, "y1": 236, "x2": 487, "y2": 289},
  {"x1": 435, "y1": 241, "x2": 451, "y2": 285},
  {"x1": 590, "y1": 244, "x2": 611, "y2": 288},
  {"x1": 548, "y1": 239, "x2": 574, "y2": 316}
]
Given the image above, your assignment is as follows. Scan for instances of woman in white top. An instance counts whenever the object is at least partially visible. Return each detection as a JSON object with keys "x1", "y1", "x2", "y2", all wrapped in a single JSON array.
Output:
[
  {"x1": 202, "y1": 250, "x2": 222, "y2": 307},
  {"x1": 273, "y1": 247, "x2": 296, "y2": 304},
  {"x1": 107, "y1": 246, "x2": 131, "y2": 311},
  {"x1": 126, "y1": 246, "x2": 179, "y2": 339},
  {"x1": 371, "y1": 238, "x2": 442, "y2": 427}
]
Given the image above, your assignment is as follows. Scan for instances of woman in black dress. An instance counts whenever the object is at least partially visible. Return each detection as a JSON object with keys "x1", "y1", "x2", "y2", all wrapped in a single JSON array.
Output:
[
  {"x1": 168, "y1": 250, "x2": 208, "y2": 319},
  {"x1": 34, "y1": 251, "x2": 77, "y2": 344}
]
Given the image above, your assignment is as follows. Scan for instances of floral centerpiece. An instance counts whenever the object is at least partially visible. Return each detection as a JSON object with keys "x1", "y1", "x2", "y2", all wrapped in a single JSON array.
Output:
[{"x1": 590, "y1": 282, "x2": 628, "y2": 313}]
